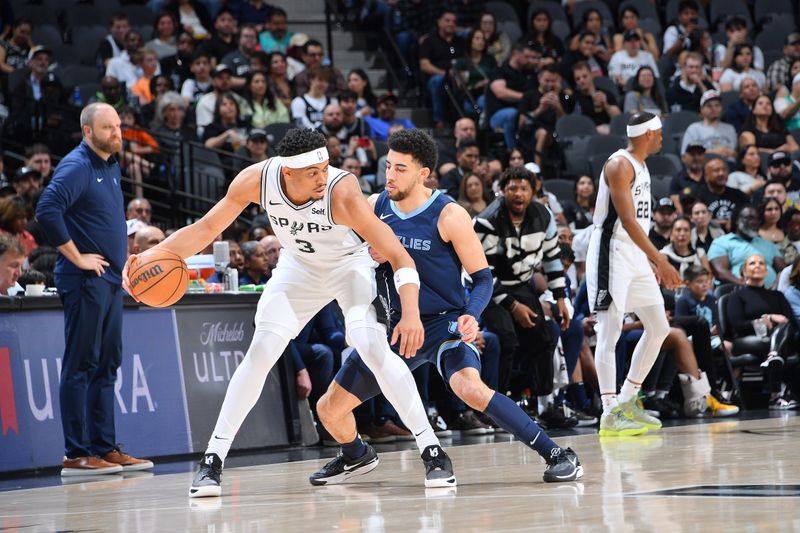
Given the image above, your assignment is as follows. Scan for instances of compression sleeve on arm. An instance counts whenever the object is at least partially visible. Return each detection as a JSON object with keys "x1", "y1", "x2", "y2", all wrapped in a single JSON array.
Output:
[{"x1": 465, "y1": 267, "x2": 493, "y2": 319}]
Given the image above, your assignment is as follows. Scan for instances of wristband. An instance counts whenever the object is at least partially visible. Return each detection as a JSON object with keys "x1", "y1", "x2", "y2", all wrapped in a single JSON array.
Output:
[{"x1": 393, "y1": 267, "x2": 420, "y2": 290}]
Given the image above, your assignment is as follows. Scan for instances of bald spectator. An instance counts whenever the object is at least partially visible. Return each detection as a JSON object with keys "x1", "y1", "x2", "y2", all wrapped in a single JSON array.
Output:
[
  {"x1": 0, "y1": 234, "x2": 24, "y2": 295},
  {"x1": 260, "y1": 234, "x2": 281, "y2": 272},
  {"x1": 132, "y1": 225, "x2": 165, "y2": 253},
  {"x1": 438, "y1": 116, "x2": 477, "y2": 176},
  {"x1": 698, "y1": 158, "x2": 749, "y2": 232},
  {"x1": 293, "y1": 40, "x2": 347, "y2": 98},
  {"x1": 126, "y1": 198, "x2": 152, "y2": 223},
  {"x1": 722, "y1": 76, "x2": 760, "y2": 133}
]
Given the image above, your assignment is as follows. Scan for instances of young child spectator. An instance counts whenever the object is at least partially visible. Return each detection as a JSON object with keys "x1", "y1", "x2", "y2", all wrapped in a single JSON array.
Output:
[{"x1": 181, "y1": 50, "x2": 213, "y2": 106}]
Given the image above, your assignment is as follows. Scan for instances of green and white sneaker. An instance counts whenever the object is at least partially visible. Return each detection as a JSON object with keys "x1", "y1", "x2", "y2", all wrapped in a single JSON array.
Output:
[
  {"x1": 618, "y1": 395, "x2": 662, "y2": 430},
  {"x1": 599, "y1": 406, "x2": 648, "y2": 437}
]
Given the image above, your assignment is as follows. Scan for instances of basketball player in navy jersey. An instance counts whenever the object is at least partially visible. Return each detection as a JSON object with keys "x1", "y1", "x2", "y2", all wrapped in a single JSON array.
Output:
[
  {"x1": 309, "y1": 129, "x2": 583, "y2": 486},
  {"x1": 122, "y1": 129, "x2": 451, "y2": 496}
]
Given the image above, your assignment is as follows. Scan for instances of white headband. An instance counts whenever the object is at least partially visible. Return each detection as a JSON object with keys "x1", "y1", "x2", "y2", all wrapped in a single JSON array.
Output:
[
  {"x1": 626, "y1": 116, "x2": 662, "y2": 138},
  {"x1": 282, "y1": 147, "x2": 329, "y2": 168}
]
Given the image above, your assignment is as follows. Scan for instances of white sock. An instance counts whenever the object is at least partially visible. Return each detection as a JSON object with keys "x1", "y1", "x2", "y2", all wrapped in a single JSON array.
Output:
[
  {"x1": 618, "y1": 380, "x2": 641, "y2": 404},
  {"x1": 601, "y1": 394, "x2": 618, "y2": 415},
  {"x1": 537, "y1": 394, "x2": 554, "y2": 414}
]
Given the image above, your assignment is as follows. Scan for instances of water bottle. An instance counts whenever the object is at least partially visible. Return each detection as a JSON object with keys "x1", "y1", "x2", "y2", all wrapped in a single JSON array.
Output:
[
  {"x1": 73, "y1": 86, "x2": 82, "y2": 107},
  {"x1": 223, "y1": 267, "x2": 238, "y2": 292}
]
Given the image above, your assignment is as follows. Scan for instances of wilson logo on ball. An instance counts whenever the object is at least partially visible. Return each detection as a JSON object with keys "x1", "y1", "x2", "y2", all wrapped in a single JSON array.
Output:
[{"x1": 131, "y1": 264, "x2": 165, "y2": 289}]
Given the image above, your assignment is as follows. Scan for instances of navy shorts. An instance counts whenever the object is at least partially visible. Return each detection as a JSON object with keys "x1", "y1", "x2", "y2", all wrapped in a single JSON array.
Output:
[{"x1": 336, "y1": 312, "x2": 481, "y2": 402}]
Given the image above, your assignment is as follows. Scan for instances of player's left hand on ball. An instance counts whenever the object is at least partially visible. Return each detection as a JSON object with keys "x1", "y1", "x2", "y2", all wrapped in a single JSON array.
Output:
[
  {"x1": 457, "y1": 314, "x2": 479, "y2": 343},
  {"x1": 122, "y1": 254, "x2": 139, "y2": 300},
  {"x1": 392, "y1": 314, "x2": 424, "y2": 358}
]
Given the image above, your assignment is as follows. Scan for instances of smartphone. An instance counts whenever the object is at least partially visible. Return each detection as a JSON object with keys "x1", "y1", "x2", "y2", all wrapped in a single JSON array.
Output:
[{"x1": 358, "y1": 137, "x2": 370, "y2": 148}]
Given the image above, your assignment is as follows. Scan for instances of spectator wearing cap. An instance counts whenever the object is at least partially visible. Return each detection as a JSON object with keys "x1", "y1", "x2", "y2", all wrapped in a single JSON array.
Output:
[
  {"x1": 126, "y1": 198, "x2": 152, "y2": 224},
  {"x1": 126, "y1": 218, "x2": 146, "y2": 255},
  {"x1": 9, "y1": 45, "x2": 52, "y2": 107},
  {"x1": 0, "y1": 195, "x2": 36, "y2": 254},
  {"x1": 570, "y1": 61, "x2": 620, "y2": 135},
  {"x1": 698, "y1": 158, "x2": 749, "y2": 232},
  {"x1": 767, "y1": 33, "x2": 800, "y2": 92},
  {"x1": 666, "y1": 52, "x2": 713, "y2": 113},
  {"x1": 719, "y1": 44, "x2": 767, "y2": 93},
  {"x1": 712, "y1": 16, "x2": 765, "y2": 72},
  {"x1": 774, "y1": 72, "x2": 800, "y2": 131},
  {"x1": 721, "y1": 76, "x2": 760, "y2": 133},
  {"x1": 663, "y1": 0, "x2": 700, "y2": 58},
  {"x1": 11, "y1": 167, "x2": 41, "y2": 200},
  {"x1": 197, "y1": 8, "x2": 238, "y2": 65},
  {"x1": 233, "y1": 128, "x2": 270, "y2": 173},
  {"x1": 0, "y1": 18, "x2": 32, "y2": 73},
  {"x1": 650, "y1": 198, "x2": 678, "y2": 251},
  {"x1": 607, "y1": 30, "x2": 659, "y2": 89},
  {"x1": 681, "y1": 90, "x2": 737, "y2": 160},
  {"x1": 258, "y1": 7, "x2": 293, "y2": 54},
  {"x1": 106, "y1": 30, "x2": 158, "y2": 91},
  {"x1": 418, "y1": 10, "x2": 466, "y2": 128},
  {"x1": 364, "y1": 92, "x2": 415, "y2": 141},
  {"x1": 765, "y1": 152, "x2": 800, "y2": 200},
  {"x1": 221, "y1": 24, "x2": 258, "y2": 84},
  {"x1": 293, "y1": 40, "x2": 347, "y2": 99},
  {"x1": 196, "y1": 63, "x2": 245, "y2": 128},
  {"x1": 740, "y1": 94, "x2": 799, "y2": 154},
  {"x1": 290, "y1": 65, "x2": 332, "y2": 129},
  {"x1": 0, "y1": 233, "x2": 24, "y2": 295}
]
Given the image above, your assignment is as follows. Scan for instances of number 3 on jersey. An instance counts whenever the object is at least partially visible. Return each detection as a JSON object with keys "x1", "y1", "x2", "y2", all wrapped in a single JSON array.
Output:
[
  {"x1": 295, "y1": 239, "x2": 315, "y2": 253},
  {"x1": 635, "y1": 200, "x2": 649, "y2": 219}
]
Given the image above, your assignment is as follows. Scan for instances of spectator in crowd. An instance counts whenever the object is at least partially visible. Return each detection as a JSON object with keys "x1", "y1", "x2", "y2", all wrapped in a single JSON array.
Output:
[
  {"x1": 9, "y1": 45, "x2": 53, "y2": 108},
  {"x1": 612, "y1": 6, "x2": 659, "y2": 59},
  {"x1": 562, "y1": 31, "x2": 607, "y2": 79},
  {"x1": 181, "y1": 50, "x2": 212, "y2": 106},
  {"x1": 774, "y1": 71, "x2": 800, "y2": 131},
  {"x1": 293, "y1": 40, "x2": 347, "y2": 98},
  {"x1": 340, "y1": 155, "x2": 371, "y2": 196},
  {"x1": 291, "y1": 65, "x2": 332, "y2": 129},
  {"x1": 11, "y1": 167, "x2": 41, "y2": 201},
  {"x1": 719, "y1": 44, "x2": 767, "y2": 93},
  {"x1": 666, "y1": 52, "x2": 713, "y2": 113},
  {"x1": 202, "y1": 92, "x2": 249, "y2": 154},
  {"x1": 132, "y1": 225, "x2": 165, "y2": 254},
  {"x1": 131, "y1": 49, "x2": 161, "y2": 105},
  {"x1": 453, "y1": 27, "x2": 496, "y2": 114},
  {"x1": 437, "y1": 116, "x2": 476, "y2": 175},
  {"x1": 722, "y1": 76, "x2": 760, "y2": 133},
  {"x1": 0, "y1": 18, "x2": 32, "y2": 73},
  {"x1": 167, "y1": 0, "x2": 212, "y2": 40},
  {"x1": 96, "y1": 12, "x2": 130, "y2": 69},
  {"x1": 36, "y1": 103, "x2": 153, "y2": 475},
  {"x1": 517, "y1": 65, "x2": 572, "y2": 167},
  {"x1": 660, "y1": 215, "x2": 711, "y2": 279},
  {"x1": 233, "y1": 128, "x2": 270, "y2": 173},
  {"x1": 138, "y1": 74, "x2": 174, "y2": 127},
  {"x1": 663, "y1": 0, "x2": 701, "y2": 58},
  {"x1": 568, "y1": 8, "x2": 610, "y2": 65},
  {"x1": 708, "y1": 206, "x2": 784, "y2": 287},
  {"x1": 126, "y1": 198, "x2": 152, "y2": 224},
  {"x1": 739, "y1": 94, "x2": 799, "y2": 154},
  {"x1": 765, "y1": 152, "x2": 800, "y2": 199},
  {"x1": 161, "y1": 32, "x2": 196, "y2": 90},
  {"x1": 106, "y1": 30, "x2": 154, "y2": 91},
  {"x1": 0, "y1": 195, "x2": 36, "y2": 254},
  {"x1": 561, "y1": 175, "x2": 595, "y2": 231},
  {"x1": 767, "y1": 33, "x2": 800, "y2": 92},
  {"x1": 198, "y1": 8, "x2": 238, "y2": 65},
  {"x1": 239, "y1": 240, "x2": 270, "y2": 285},
  {"x1": 16, "y1": 268, "x2": 45, "y2": 292},
  {"x1": 725, "y1": 254, "x2": 798, "y2": 409},
  {"x1": 457, "y1": 171, "x2": 491, "y2": 217},
  {"x1": 440, "y1": 139, "x2": 480, "y2": 199},
  {"x1": 570, "y1": 61, "x2": 619, "y2": 134},
  {"x1": 326, "y1": 134, "x2": 342, "y2": 168},
  {"x1": 728, "y1": 144, "x2": 767, "y2": 196},
  {"x1": 260, "y1": 234, "x2": 281, "y2": 270},
  {"x1": 153, "y1": 91, "x2": 194, "y2": 162},
  {"x1": 25, "y1": 143, "x2": 52, "y2": 182},
  {"x1": 486, "y1": 41, "x2": 538, "y2": 149},
  {"x1": 713, "y1": 16, "x2": 764, "y2": 72},
  {"x1": 316, "y1": 103, "x2": 345, "y2": 140},
  {"x1": 221, "y1": 24, "x2": 258, "y2": 84},
  {"x1": 364, "y1": 92, "x2": 414, "y2": 141},
  {"x1": 146, "y1": 11, "x2": 178, "y2": 60},
  {"x1": 681, "y1": 90, "x2": 737, "y2": 160},
  {"x1": 608, "y1": 31, "x2": 659, "y2": 89},
  {"x1": 759, "y1": 197, "x2": 797, "y2": 264},
  {"x1": 267, "y1": 51, "x2": 294, "y2": 108},
  {"x1": 479, "y1": 11, "x2": 511, "y2": 65},
  {"x1": 522, "y1": 8, "x2": 564, "y2": 64},
  {"x1": 234, "y1": 0, "x2": 274, "y2": 32},
  {"x1": 241, "y1": 70, "x2": 289, "y2": 128},
  {"x1": 761, "y1": 179, "x2": 794, "y2": 212},
  {"x1": 337, "y1": 90, "x2": 373, "y2": 141},
  {"x1": 346, "y1": 69, "x2": 377, "y2": 118},
  {"x1": 119, "y1": 106, "x2": 158, "y2": 195},
  {"x1": 418, "y1": 10, "x2": 465, "y2": 128},
  {"x1": 93, "y1": 76, "x2": 129, "y2": 110},
  {"x1": 699, "y1": 158, "x2": 749, "y2": 231},
  {"x1": 196, "y1": 63, "x2": 245, "y2": 129},
  {"x1": 649, "y1": 198, "x2": 678, "y2": 251},
  {"x1": 690, "y1": 200, "x2": 725, "y2": 253},
  {"x1": 0, "y1": 234, "x2": 23, "y2": 295},
  {"x1": 624, "y1": 66, "x2": 667, "y2": 117},
  {"x1": 259, "y1": 7, "x2": 292, "y2": 53}
]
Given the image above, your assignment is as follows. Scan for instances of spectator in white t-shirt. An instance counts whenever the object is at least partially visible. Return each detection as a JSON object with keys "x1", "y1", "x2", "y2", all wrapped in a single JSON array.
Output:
[
  {"x1": 663, "y1": 0, "x2": 701, "y2": 58},
  {"x1": 719, "y1": 43, "x2": 767, "y2": 92},
  {"x1": 681, "y1": 90, "x2": 738, "y2": 160},
  {"x1": 608, "y1": 31, "x2": 658, "y2": 89}
]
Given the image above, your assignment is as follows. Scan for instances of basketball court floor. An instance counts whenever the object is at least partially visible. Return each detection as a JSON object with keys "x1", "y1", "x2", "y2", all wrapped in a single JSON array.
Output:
[{"x1": 1, "y1": 414, "x2": 799, "y2": 531}]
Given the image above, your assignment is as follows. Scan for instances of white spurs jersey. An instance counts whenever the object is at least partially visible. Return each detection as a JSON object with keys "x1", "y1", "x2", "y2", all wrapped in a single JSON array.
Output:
[
  {"x1": 259, "y1": 157, "x2": 367, "y2": 259},
  {"x1": 593, "y1": 149, "x2": 651, "y2": 239}
]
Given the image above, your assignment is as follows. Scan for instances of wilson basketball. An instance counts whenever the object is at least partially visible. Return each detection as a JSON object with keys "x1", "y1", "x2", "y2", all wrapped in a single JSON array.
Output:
[{"x1": 129, "y1": 248, "x2": 189, "y2": 308}]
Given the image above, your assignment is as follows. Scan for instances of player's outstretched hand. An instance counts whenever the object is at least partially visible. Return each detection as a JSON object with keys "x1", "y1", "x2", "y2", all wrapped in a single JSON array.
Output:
[
  {"x1": 457, "y1": 314, "x2": 479, "y2": 343},
  {"x1": 392, "y1": 313, "x2": 425, "y2": 358},
  {"x1": 654, "y1": 255, "x2": 682, "y2": 289},
  {"x1": 122, "y1": 254, "x2": 140, "y2": 300}
]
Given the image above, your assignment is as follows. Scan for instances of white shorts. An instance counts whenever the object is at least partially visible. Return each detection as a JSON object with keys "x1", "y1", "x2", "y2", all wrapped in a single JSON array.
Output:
[
  {"x1": 253, "y1": 249, "x2": 387, "y2": 339},
  {"x1": 586, "y1": 229, "x2": 663, "y2": 314}
]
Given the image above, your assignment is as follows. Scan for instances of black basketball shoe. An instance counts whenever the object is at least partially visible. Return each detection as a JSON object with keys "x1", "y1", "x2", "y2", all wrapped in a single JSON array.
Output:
[
  {"x1": 421, "y1": 445, "x2": 457, "y2": 488},
  {"x1": 543, "y1": 447, "x2": 583, "y2": 483},
  {"x1": 189, "y1": 453, "x2": 223, "y2": 498},
  {"x1": 309, "y1": 444, "x2": 380, "y2": 486}
]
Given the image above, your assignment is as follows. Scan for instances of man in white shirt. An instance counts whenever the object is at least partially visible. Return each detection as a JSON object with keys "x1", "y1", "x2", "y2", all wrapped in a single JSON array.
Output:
[
  {"x1": 106, "y1": 30, "x2": 160, "y2": 90},
  {"x1": 681, "y1": 90, "x2": 738, "y2": 160},
  {"x1": 195, "y1": 63, "x2": 245, "y2": 129},
  {"x1": 663, "y1": 0, "x2": 701, "y2": 58},
  {"x1": 608, "y1": 31, "x2": 659, "y2": 88}
]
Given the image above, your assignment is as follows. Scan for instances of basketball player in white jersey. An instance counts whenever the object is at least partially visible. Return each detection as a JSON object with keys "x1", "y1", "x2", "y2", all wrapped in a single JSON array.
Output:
[
  {"x1": 585, "y1": 112, "x2": 683, "y2": 436},
  {"x1": 122, "y1": 129, "x2": 452, "y2": 496}
]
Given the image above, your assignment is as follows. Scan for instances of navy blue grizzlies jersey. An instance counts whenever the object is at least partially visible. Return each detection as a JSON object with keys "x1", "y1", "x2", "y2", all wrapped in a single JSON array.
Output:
[{"x1": 374, "y1": 189, "x2": 466, "y2": 316}]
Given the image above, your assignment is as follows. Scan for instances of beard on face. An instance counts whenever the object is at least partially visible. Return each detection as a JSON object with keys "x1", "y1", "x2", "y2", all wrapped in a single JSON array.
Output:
[
  {"x1": 93, "y1": 135, "x2": 122, "y2": 154},
  {"x1": 388, "y1": 180, "x2": 416, "y2": 201}
]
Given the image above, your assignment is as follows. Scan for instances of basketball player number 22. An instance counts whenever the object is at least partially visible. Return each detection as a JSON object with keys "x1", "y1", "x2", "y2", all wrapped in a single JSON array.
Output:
[
  {"x1": 636, "y1": 200, "x2": 649, "y2": 219},
  {"x1": 296, "y1": 239, "x2": 316, "y2": 253}
]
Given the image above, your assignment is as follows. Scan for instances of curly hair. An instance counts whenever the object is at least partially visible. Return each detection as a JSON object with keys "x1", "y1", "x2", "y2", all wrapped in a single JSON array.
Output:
[
  {"x1": 498, "y1": 166, "x2": 536, "y2": 190},
  {"x1": 277, "y1": 128, "x2": 327, "y2": 157},
  {"x1": 387, "y1": 129, "x2": 438, "y2": 171}
]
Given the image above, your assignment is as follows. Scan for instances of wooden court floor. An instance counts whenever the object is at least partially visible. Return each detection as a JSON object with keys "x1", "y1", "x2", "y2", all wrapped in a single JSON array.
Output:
[{"x1": 1, "y1": 416, "x2": 800, "y2": 532}]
